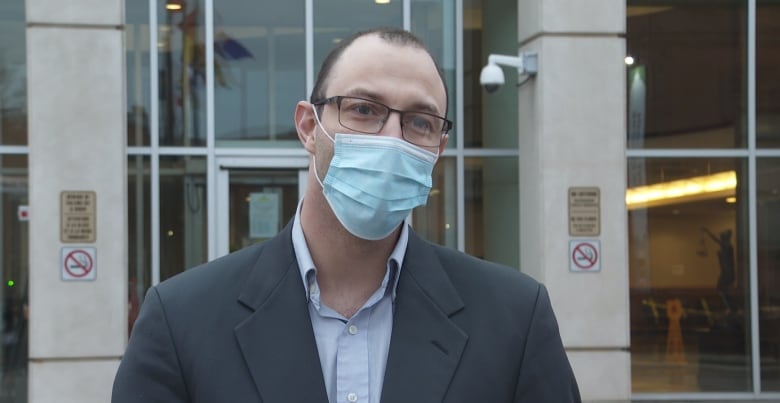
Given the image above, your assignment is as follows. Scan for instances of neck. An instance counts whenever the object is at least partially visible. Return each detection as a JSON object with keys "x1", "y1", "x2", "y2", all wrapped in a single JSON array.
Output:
[{"x1": 300, "y1": 181, "x2": 400, "y2": 317}]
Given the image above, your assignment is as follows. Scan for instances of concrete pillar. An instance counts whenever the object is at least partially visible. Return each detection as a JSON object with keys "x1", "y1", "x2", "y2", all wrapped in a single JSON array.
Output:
[
  {"x1": 516, "y1": 0, "x2": 630, "y2": 401},
  {"x1": 26, "y1": 1, "x2": 126, "y2": 402}
]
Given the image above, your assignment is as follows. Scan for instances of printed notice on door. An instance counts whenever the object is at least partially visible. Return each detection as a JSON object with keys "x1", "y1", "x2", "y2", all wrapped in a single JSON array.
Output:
[
  {"x1": 61, "y1": 191, "x2": 96, "y2": 243},
  {"x1": 568, "y1": 187, "x2": 600, "y2": 237},
  {"x1": 249, "y1": 192, "x2": 280, "y2": 239}
]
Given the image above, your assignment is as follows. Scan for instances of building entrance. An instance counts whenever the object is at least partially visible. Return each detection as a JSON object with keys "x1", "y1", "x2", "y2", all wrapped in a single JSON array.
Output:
[{"x1": 215, "y1": 157, "x2": 308, "y2": 258}]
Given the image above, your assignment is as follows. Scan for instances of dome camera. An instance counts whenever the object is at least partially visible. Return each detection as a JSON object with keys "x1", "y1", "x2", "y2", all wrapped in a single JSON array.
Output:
[
  {"x1": 479, "y1": 63, "x2": 505, "y2": 93},
  {"x1": 479, "y1": 52, "x2": 538, "y2": 94}
]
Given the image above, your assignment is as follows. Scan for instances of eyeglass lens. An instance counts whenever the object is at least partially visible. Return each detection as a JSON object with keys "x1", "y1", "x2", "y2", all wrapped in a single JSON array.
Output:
[{"x1": 336, "y1": 97, "x2": 446, "y2": 146}]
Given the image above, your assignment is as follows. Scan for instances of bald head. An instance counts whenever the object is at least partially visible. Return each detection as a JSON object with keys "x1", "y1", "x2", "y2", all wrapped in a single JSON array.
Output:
[{"x1": 309, "y1": 27, "x2": 448, "y2": 116}]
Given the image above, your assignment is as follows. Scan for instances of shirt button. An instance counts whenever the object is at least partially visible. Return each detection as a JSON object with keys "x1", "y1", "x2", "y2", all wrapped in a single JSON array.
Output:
[
  {"x1": 348, "y1": 325, "x2": 359, "y2": 335},
  {"x1": 347, "y1": 392, "x2": 358, "y2": 402}
]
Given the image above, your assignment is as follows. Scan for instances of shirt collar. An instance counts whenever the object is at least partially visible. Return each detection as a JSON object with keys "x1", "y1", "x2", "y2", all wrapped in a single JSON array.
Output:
[{"x1": 292, "y1": 198, "x2": 408, "y2": 303}]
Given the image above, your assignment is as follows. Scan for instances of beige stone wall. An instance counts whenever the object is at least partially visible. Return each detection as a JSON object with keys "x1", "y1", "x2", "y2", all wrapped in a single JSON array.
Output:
[
  {"x1": 516, "y1": 0, "x2": 631, "y2": 400},
  {"x1": 27, "y1": 1, "x2": 127, "y2": 402}
]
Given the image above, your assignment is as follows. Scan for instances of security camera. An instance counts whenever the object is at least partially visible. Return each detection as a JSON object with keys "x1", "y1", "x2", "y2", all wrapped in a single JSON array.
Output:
[
  {"x1": 479, "y1": 52, "x2": 538, "y2": 93},
  {"x1": 479, "y1": 63, "x2": 505, "y2": 93}
]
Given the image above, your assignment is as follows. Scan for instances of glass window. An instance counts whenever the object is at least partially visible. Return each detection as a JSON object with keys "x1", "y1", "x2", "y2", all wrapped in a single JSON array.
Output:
[
  {"x1": 214, "y1": 0, "x2": 305, "y2": 148},
  {"x1": 0, "y1": 1, "x2": 27, "y2": 146},
  {"x1": 465, "y1": 157, "x2": 518, "y2": 268},
  {"x1": 628, "y1": 157, "x2": 751, "y2": 392},
  {"x1": 160, "y1": 156, "x2": 207, "y2": 281},
  {"x1": 158, "y1": 0, "x2": 207, "y2": 147},
  {"x1": 757, "y1": 158, "x2": 780, "y2": 391},
  {"x1": 757, "y1": 1, "x2": 780, "y2": 148},
  {"x1": 413, "y1": 156, "x2": 456, "y2": 250},
  {"x1": 312, "y1": 0, "x2": 402, "y2": 79},
  {"x1": 0, "y1": 155, "x2": 28, "y2": 402},
  {"x1": 412, "y1": 0, "x2": 457, "y2": 150},
  {"x1": 226, "y1": 169, "x2": 300, "y2": 253},
  {"x1": 463, "y1": 0, "x2": 518, "y2": 149},
  {"x1": 127, "y1": 1, "x2": 151, "y2": 147},
  {"x1": 127, "y1": 156, "x2": 150, "y2": 333},
  {"x1": 626, "y1": 2, "x2": 747, "y2": 149}
]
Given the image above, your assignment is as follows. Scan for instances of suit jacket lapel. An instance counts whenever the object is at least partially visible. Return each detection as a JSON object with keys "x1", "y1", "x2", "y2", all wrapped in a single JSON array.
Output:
[
  {"x1": 381, "y1": 229, "x2": 468, "y2": 403},
  {"x1": 234, "y1": 223, "x2": 328, "y2": 403}
]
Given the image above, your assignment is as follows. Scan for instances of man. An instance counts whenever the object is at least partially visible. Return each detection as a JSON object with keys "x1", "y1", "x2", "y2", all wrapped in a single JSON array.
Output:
[{"x1": 112, "y1": 27, "x2": 580, "y2": 402}]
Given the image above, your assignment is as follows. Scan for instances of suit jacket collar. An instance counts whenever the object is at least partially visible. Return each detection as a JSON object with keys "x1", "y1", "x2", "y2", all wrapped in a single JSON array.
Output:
[
  {"x1": 233, "y1": 223, "x2": 467, "y2": 403},
  {"x1": 381, "y1": 228, "x2": 468, "y2": 402},
  {"x1": 399, "y1": 228, "x2": 465, "y2": 315},
  {"x1": 234, "y1": 222, "x2": 329, "y2": 402}
]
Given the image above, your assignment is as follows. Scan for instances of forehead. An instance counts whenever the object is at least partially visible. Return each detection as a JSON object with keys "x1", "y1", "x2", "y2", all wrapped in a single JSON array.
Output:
[{"x1": 325, "y1": 35, "x2": 447, "y2": 114}]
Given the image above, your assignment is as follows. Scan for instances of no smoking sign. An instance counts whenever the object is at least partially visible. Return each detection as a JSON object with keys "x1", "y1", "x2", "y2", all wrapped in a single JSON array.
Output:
[
  {"x1": 61, "y1": 247, "x2": 97, "y2": 281},
  {"x1": 569, "y1": 240, "x2": 601, "y2": 272}
]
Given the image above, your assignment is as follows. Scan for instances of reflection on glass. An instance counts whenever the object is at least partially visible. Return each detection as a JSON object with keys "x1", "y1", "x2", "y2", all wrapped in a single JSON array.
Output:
[
  {"x1": 160, "y1": 157, "x2": 207, "y2": 281},
  {"x1": 628, "y1": 157, "x2": 751, "y2": 392},
  {"x1": 412, "y1": 0, "x2": 457, "y2": 150},
  {"x1": 413, "y1": 157, "x2": 456, "y2": 249},
  {"x1": 313, "y1": 1, "x2": 402, "y2": 79},
  {"x1": 465, "y1": 158, "x2": 518, "y2": 268},
  {"x1": 214, "y1": 0, "x2": 305, "y2": 147},
  {"x1": 228, "y1": 169, "x2": 299, "y2": 253},
  {"x1": 462, "y1": 0, "x2": 518, "y2": 149},
  {"x1": 0, "y1": 155, "x2": 28, "y2": 403},
  {"x1": 0, "y1": 2, "x2": 27, "y2": 146},
  {"x1": 757, "y1": 2, "x2": 780, "y2": 148},
  {"x1": 127, "y1": 156, "x2": 151, "y2": 333},
  {"x1": 158, "y1": 0, "x2": 207, "y2": 147},
  {"x1": 127, "y1": 1, "x2": 151, "y2": 147},
  {"x1": 757, "y1": 159, "x2": 780, "y2": 391},
  {"x1": 626, "y1": 3, "x2": 746, "y2": 148}
]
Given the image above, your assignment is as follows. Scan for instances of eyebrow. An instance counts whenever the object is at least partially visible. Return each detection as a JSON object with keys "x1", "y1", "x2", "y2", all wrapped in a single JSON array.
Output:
[{"x1": 345, "y1": 88, "x2": 443, "y2": 116}]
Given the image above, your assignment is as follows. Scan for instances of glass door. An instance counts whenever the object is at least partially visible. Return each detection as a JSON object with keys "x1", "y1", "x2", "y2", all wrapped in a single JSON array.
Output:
[{"x1": 215, "y1": 157, "x2": 308, "y2": 258}]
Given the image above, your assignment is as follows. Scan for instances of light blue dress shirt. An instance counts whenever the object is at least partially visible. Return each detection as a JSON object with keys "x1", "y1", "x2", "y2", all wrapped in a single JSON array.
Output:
[{"x1": 292, "y1": 200, "x2": 407, "y2": 403}]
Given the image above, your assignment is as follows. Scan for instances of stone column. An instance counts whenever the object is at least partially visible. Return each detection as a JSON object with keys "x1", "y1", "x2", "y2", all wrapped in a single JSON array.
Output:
[
  {"x1": 515, "y1": 0, "x2": 630, "y2": 401},
  {"x1": 26, "y1": 1, "x2": 126, "y2": 402}
]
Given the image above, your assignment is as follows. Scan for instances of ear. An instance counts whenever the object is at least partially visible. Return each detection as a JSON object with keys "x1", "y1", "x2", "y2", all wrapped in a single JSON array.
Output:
[
  {"x1": 295, "y1": 101, "x2": 317, "y2": 153},
  {"x1": 437, "y1": 133, "x2": 449, "y2": 156}
]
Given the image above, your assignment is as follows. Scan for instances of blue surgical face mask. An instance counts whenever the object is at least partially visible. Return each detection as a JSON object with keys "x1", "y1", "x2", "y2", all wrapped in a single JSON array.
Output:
[{"x1": 312, "y1": 106, "x2": 438, "y2": 240}]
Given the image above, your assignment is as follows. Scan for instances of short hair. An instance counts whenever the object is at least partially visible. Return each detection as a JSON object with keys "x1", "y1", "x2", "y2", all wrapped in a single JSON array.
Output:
[{"x1": 310, "y1": 27, "x2": 449, "y2": 116}]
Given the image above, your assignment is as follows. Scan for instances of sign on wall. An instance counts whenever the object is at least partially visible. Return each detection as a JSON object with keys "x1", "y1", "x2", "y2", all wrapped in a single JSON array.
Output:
[
  {"x1": 568, "y1": 187, "x2": 600, "y2": 237},
  {"x1": 569, "y1": 240, "x2": 601, "y2": 272},
  {"x1": 61, "y1": 246, "x2": 97, "y2": 281},
  {"x1": 61, "y1": 191, "x2": 96, "y2": 243}
]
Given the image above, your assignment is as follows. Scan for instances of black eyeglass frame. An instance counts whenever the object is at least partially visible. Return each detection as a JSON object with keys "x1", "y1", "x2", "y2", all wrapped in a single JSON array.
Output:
[{"x1": 312, "y1": 95, "x2": 453, "y2": 147}]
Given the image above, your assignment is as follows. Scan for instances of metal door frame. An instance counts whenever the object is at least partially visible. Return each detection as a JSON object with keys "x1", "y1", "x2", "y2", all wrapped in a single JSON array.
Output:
[{"x1": 213, "y1": 156, "x2": 308, "y2": 259}]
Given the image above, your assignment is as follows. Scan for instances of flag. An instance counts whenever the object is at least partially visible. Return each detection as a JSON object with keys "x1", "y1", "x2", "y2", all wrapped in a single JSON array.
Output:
[{"x1": 215, "y1": 34, "x2": 254, "y2": 61}]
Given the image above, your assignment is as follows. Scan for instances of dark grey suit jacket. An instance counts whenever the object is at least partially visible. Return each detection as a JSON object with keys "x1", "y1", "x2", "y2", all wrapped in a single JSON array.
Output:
[{"x1": 112, "y1": 222, "x2": 580, "y2": 402}]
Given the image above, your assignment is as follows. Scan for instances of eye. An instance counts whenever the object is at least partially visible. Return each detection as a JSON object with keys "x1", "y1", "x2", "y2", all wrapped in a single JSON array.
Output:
[
  {"x1": 343, "y1": 99, "x2": 384, "y2": 119},
  {"x1": 353, "y1": 103, "x2": 375, "y2": 116},
  {"x1": 405, "y1": 114, "x2": 435, "y2": 134}
]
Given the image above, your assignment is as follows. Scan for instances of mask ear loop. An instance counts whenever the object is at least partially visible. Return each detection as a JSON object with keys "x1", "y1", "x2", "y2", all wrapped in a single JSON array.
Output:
[
  {"x1": 311, "y1": 104, "x2": 336, "y2": 143},
  {"x1": 311, "y1": 104, "x2": 335, "y2": 190}
]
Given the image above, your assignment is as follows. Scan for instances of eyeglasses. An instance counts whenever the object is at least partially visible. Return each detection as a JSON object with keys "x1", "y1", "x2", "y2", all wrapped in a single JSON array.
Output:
[{"x1": 313, "y1": 96, "x2": 452, "y2": 147}]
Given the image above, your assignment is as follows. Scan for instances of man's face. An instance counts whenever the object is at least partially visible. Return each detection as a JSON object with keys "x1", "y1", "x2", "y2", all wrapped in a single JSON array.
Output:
[{"x1": 312, "y1": 35, "x2": 449, "y2": 178}]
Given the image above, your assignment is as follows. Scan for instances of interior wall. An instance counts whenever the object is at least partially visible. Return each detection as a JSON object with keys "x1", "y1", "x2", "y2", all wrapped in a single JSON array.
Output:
[{"x1": 630, "y1": 204, "x2": 736, "y2": 289}]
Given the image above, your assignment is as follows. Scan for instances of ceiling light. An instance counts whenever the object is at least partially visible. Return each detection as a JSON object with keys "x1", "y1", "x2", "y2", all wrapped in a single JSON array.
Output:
[
  {"x1": 166, "y1": 1, "x2": 183, "y2": 11},
  {"x1": 626, "y1": 170, "x2": 737, "y2": 210}
]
